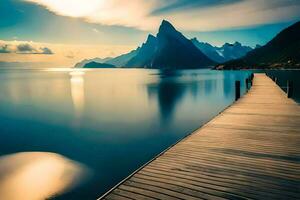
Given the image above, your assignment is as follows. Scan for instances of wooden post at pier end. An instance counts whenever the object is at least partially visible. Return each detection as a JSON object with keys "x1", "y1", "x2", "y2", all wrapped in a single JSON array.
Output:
[
  {"x1": 250, "y1": 73, "x2": 254, "y2": 86},
  {"x1": 287, "y1": 80, "x2": 294, "y2": 98},
  {"x1": 245, "y1": 78, "x2": 249, "y2": 91},
  {"x1": 235, "y1": 80, "x2": 241, "y2": 101}
]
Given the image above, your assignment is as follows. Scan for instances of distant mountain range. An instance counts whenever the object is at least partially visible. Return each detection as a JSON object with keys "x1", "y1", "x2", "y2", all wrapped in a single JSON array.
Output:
[
  {"x1": 191, "y1": 39, "x2": 253, "y2": 63},
  {"x1": 216, "y1": 21, "x2": 300, "y2": 69},
  {"x1": 77, "y1": 20, "x2": 221, "y2": 69},
  {"x1": 76, "y1": 20, "x2": 253, "y2": 69}
]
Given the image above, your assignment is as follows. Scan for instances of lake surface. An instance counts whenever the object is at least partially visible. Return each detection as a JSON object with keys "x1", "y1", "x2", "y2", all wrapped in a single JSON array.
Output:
[
  {"x1": 0, "y1": 68, "x2": 258, "y2": 199},
  {"x1": 263, "y1": 70, "x2": 300, "y2": 103}
]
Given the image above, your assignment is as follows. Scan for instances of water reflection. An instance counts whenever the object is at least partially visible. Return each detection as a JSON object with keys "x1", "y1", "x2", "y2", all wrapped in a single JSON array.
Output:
[
  {"x1": 0, "y1": 152, "x2": 87, "y2": 200},
  {"x1": 0, "y1": 68, "x2": 253, "y2": 199},
  {"x1": 146, "y1": 70, "x2": 223, "y2": 124},
  {"x1": 70, "y1": 71, "x2": 85, "y2": 119},
  {"x1": 223, "y1": 72, "x2": 235, "y2": 98},
  {"x1": 148, "y1": 81, "x2": 186, "y2": 123}
]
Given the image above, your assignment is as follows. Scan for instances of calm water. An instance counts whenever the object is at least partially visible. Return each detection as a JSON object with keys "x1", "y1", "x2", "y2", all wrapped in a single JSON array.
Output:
[
  {"x1": 0, "y1": 68, "x2": 254, "y2": 199},
  {"x1": 263, "y1": 70, "x2": 300, "y2": 103}
]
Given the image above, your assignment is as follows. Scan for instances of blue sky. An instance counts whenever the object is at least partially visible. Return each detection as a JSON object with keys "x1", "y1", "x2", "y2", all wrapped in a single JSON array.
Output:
[{"x1": 0, "y1": 0, "x2": 300, "y2": 67}]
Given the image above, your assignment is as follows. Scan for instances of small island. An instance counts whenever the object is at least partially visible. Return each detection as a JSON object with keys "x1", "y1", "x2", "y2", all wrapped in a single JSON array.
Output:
[{"x1": 83, "y1": 61, "x2": 116, "y2": 68}]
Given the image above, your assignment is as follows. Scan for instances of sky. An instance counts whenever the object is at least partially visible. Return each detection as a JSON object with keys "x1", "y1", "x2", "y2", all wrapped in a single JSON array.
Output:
[{"x1": 0, "y1": 0, "x2": 300, "y2": 67}]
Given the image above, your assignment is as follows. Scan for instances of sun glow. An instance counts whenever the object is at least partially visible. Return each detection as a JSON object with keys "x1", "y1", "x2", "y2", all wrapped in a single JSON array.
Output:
[
  {"x1": 70, "y1": 70, "x2": 85, "y2": 119},
  {"x1": 25, "y1": 0, "x2": 105, "y2": 17},
  {"x1": 24, "y1": 0, "x2": 160, "y2": 30},
  {"x1": 23, "y1": 0, "x2": 300, "y2": 31}
]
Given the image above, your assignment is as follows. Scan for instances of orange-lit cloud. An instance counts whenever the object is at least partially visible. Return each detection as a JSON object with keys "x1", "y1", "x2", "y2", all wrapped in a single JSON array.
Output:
[
  {"x1": 24, "y1": 0, "x2": 162, "y2": 30},
  {"x1": 23, "y1": 0, "x2": 300, "y2": 31}
]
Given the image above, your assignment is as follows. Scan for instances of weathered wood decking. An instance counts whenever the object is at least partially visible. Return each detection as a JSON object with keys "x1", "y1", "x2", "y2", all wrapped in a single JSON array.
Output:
[{"x1": 101, "y1": 73, "x2": 300, "y2": 200}]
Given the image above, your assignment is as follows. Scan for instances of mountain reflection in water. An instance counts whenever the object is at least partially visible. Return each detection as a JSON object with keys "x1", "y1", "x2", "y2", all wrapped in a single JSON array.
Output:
[{"x1": 0, "y1": 152, "x2": 88, "y2": 200}]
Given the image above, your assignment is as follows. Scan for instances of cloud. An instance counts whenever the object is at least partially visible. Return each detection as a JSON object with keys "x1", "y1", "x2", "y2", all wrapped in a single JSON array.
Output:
[
  {"x1": 66, "y1": 55, "x2": 74, "y2": 59},
  {"x1": 17, "y1": 43, "x2": 36, "y2": 53},
  {"x1": 0, "y1": 45, "x2": 12, "y2": 53},
  {"x1": 65, "y1": 51, "x2": 75, "y2": 59},
  {"x1": 16, "y1": 43, "x2": 54, "y2": 54},
  {"x1": 23, "y1": 0, "x2": 162, "y2": 30},
  {"x1": 152, "y1": 0, "x2": 242, "y2": 15},
  {"x1": 40, "y1": 47, "x2": 54, "y2": 54},
  {"x1": 0, "y1": 42, "x2": 54, "y2": 55},
  {"x1": 92, "y1": 28, "x2": 100, "y2": 34},
  {"x1": 23, "y1": 0, "x2": 300, "y2": 31},
  {"x1": 161, "y1": 0, "x2": 300, "y2": 31}
]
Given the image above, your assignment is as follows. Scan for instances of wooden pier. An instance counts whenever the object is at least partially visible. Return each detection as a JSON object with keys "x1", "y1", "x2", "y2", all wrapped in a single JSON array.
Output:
[{"x1": 101, "y1": 73, "x2": 300, "y2": 200}]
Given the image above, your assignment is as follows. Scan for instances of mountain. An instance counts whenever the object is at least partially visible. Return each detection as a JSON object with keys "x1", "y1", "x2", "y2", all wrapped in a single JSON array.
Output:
[
  {"x1": 75, "y1": 57, "x2": 112, "y2": 68},
  {"x1": 255, "y1": 44, "x2": 262, "y2": 49},
  {"x1": 216, "y1": 21, "x2": 300, "y2": 69},
  {"x1": 105, "y1": 48, "x2": 139, "y2": 67},
  {"x1": 147, "y1": 20, "x2": 215, "y2": 69},
  {"x1": 74, "y1": 20, "x2": 215, "y2": 69},
  {"x1": 75, "y1": 49, "x2": 138, "y2": 68},
  {"x1": 191, "y1": 39, "x2": 225, "y2": 63},
  {"x1": 125, "y1": 20, "x2": 215, "y2": 69},
  {"x1": 191, "y1": 38, "x2": 253, "y2": 63},
  {"x1": 83, "y1": 61, "x2": 115, "y2": 68},
  {"x1": 125, "y1": 34, "x2": 157, "y2": 67},
  {"x1": 221, "y1": 42, "x2": 253, "y2": 61}
]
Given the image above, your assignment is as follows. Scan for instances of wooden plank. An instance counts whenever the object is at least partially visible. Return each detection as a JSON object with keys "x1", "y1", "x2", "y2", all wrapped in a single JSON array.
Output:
[
  {"x1": 118, "y1": 184, "x2": 181, "y2": 200},
  {"x1": 145, "y1": 163, "x2": 299, "y2": 197},
  {"x1": 139, "y1": 168, "x2": 292, "y2": 199},
  {"x1": 108, "y1": 188, "x2": 156, "y2": 200},
  {"x1": 104, "y1": 194, "x2": 133, "y2": 200},
  {"x1": 100, "y1": 74, "x2": 300, "y2": 200}
]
